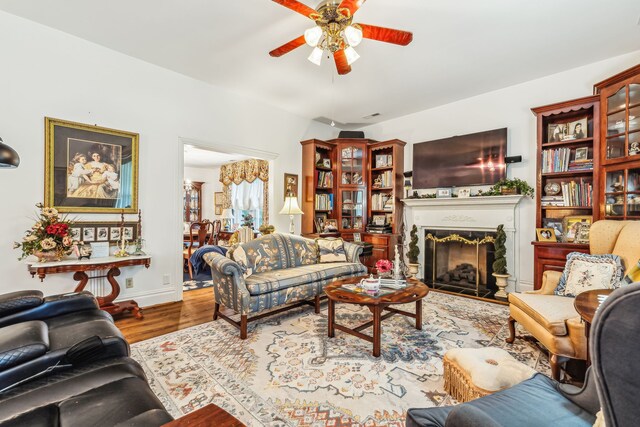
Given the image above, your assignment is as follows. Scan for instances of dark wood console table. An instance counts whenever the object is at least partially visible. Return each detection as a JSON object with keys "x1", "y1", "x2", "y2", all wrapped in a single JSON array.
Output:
[{"x1": 28, "y1": 255, "x2": 151, "y2": 319}]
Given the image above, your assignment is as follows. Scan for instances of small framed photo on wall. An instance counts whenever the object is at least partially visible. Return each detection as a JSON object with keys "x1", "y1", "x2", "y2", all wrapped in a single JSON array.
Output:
[
  {"x1": 284, "y1": 173, "x2": 298, "y2": 199},
  {"x1": 82, "y1": 227, "x2": 95, "y2": 242}
]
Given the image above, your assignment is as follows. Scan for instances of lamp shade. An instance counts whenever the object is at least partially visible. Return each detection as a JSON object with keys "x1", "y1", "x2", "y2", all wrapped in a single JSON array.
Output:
[
  {"x1": 221, "y1": 208, "x2": 234, "y2": 219},
  {"x1": 304, "y1": 26, "x2": 323, "y2": 47},
  {"x1": 344, "y1": 25, "x2": 363, "y2": 47},
  {"x1": 0, "y1": 137, "x2": 20, "y2": 168},
  {"x1": 279, "y1": 196, "x2": 304, "y2": 215},
  {"x1": 308, "y1": 47, "x2": 324, "y2": 66},
  {"x1": 344, "y1": 46, "x2": 360, "y2": 65}
]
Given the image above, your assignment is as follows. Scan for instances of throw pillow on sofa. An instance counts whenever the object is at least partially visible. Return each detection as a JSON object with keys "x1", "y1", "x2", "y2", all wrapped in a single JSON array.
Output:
[
  {"x1": 226, "y1": 244, "x2": 252, "y2": 278},
  {"x1": 555, "y1": 252, "x2": 625, "y2": 297},
  {"x1": 620, "y1": 259, "x2": 640, "y2": 286},
  {"x1": 316, "y1": 238, "x2": 347, "y2": 263}
]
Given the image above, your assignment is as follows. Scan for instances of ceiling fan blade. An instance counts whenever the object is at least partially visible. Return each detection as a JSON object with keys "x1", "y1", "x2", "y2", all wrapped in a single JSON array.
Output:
[
  {"x1": 272, "y1": 0, "x2": 318, "y2": 19},
  {"x1": 358, "y1": 24, "x2": 413, "y2": 46},
  {"x1": 334, "y1": 50, "x2": 352, "y2": 75},
  {"x1": 269, "y1": 35, "x2": 306, "y2": 57},
  {"x1": 338, "y1": 0, "x2": 366, "y2": 17}
]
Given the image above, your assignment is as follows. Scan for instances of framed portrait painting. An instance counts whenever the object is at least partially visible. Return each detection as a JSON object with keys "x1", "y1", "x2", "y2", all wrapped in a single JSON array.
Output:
[
  {"x1": 284, "y1": 173, "x2": 298, "y2": 199},
  {"x1": 45, "y1": 118, "x2": 139, "y2": 213}
]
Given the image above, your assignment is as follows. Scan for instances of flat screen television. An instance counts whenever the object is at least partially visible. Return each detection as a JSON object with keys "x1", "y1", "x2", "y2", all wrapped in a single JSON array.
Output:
[{"x1": 412, "y1": 128, "x2": 507, "y2": 188}]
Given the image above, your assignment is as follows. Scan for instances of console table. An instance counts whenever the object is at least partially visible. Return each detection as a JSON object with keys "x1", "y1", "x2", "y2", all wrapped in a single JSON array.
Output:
[{"x1": 28, "y1": 255, "x2": 151, "y2": 319}]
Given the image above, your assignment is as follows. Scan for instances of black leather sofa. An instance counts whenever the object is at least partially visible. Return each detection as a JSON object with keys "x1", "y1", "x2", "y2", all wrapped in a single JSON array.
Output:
[
  {"x1": 406, "y1": 283, "x2": 640, "y2": 427},
  {"x1": 0, "y1": 290, "x2": 174, "y2": 426}
]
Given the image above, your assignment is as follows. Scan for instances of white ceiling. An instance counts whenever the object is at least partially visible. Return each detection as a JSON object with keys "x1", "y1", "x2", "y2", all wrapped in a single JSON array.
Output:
[
  {"x1": 1, "y1": 0, "x2": 640, "y2": 127},
  {"x1": 184, "y1": 146, "x2": 252, "y2": 168}
]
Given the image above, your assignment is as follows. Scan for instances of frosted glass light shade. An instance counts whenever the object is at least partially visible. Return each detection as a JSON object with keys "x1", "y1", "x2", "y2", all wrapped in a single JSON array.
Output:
[
  {"x1": 344, "y1": 46, "x2": 360, "y2": 65},
  {"x1": 344, "y1": 25, "x2": 363, "y2": 47},
  {"x1": 308, "y1": 47, "x2": 324, "y2": 66},
  {"x1": 304, "y1": 26, "x2": 323, "y2": 47}
]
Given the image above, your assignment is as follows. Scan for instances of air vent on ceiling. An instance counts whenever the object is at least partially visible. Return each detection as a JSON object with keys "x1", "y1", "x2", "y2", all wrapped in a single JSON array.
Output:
[{"x1": 363, "y1": 113, "x2": 381, "y2": 119}]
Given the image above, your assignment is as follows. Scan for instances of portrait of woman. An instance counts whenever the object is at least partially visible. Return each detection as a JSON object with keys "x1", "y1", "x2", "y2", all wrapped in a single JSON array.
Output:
[{"x1": 67, "y1": 145, "x2": 121, "y2": 199}]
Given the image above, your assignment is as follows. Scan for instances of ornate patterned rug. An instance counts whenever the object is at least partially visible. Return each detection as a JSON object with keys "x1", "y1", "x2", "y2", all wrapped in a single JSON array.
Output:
[{"x1": 131, "y1": 292, "x2": 548, "y2": 426}]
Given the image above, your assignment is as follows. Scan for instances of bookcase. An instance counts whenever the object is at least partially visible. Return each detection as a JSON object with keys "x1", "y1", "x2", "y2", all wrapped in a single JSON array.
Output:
[
  {"x1": 531, "y1": 96, "x2": 599, "y2": 289},
  {"x1": 301, "y1": 138, "x2": 405, "y2": 272}
]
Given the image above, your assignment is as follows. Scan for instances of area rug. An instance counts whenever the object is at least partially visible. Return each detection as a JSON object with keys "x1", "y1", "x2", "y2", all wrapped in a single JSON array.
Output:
[
  {"x1": 182, "y1": 270, "x2": 213, "y2": 292},
  {"x1": 131, "y1": 292, "x2": 548, "y2": 426}
]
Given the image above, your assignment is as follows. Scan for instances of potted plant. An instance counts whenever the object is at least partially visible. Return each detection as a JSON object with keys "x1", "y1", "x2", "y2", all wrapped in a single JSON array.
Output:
[
  {"x1": 492, "y1": 224, "x2": 509, "y2": 299},
  {"x1": 14, "y1": 203, "x2": 76, "y2": 262},
  {"x1": 406, "y1": 225, "x2": 420, "y2": 277}
]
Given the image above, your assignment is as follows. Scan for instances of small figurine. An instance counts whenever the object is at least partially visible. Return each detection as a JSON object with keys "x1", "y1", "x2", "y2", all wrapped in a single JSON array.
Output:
[
  {"x1": 630, "y1": 141, "x2": 640, "y2": 156},
  {"x1": 74, "y1": 242, "x2": 92, "y2": 260}
]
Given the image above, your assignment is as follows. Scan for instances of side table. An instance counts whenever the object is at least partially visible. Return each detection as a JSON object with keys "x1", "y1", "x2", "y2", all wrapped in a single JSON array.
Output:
[
  {"x1": 574, "y1": 288, "x2": 614, "y2": 364},
  {"x1": 28, "y1": 255, "x2": 151, "y2": 319}
]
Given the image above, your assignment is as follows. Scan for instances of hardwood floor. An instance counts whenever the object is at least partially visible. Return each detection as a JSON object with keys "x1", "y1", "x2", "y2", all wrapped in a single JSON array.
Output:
[{"x1": 115, "y1": 288, "x2": 214, "y2": 344}]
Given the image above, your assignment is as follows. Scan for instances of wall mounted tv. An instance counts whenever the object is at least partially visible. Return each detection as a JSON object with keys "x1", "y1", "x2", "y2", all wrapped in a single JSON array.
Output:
[{"x1": 412, "y1": 128, "x2": 507, "y2": 188}]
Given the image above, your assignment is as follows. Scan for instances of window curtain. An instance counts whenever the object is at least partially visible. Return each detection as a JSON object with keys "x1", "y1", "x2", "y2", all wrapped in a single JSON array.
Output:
[
  {"x1": 115, "y1": 162, "x2": 132, "y2": 208},
  {"x1": 219, "y1": 159, "x2": 269, "y2": 224}
]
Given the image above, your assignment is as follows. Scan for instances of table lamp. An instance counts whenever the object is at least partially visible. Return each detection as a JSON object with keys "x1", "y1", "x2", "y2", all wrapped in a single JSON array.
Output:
[
  {"x1": 279, "y1": 192, "x2": 304, "y2": 234},
  {"x1": 221, "y1": 208, "x2": 234, "y2": 231}
]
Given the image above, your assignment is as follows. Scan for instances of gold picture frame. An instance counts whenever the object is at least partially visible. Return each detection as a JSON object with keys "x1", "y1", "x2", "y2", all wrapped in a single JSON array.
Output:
[
  {"x1": 536, "y1": 228, "x2": 557, "y2": 242},
  {"x1": 45, "y1": 117, "x2": 139, "y2": 213},
  {"x1": 562, "y1": 215, "x2": 593, "y2": 243},
  {"x1": 214, "y1": 192, "x2": 224, "y2": 215},
  {"x1": 284, "y1": 173, "x2": 298, "y2": 199}
]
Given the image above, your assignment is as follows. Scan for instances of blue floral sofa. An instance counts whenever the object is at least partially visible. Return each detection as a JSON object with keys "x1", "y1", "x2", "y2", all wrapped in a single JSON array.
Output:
[{"x1": 204, "y1": 233, "x2": 367, "y2": 338}]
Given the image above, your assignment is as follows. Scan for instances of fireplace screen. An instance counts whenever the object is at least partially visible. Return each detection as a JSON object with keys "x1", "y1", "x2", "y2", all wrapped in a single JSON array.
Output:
[{"x1": 424, "y1": 229, "x2": 498, "y2": 299}]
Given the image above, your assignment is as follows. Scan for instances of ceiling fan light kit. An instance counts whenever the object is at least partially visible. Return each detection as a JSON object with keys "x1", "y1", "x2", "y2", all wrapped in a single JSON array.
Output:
[{"x1": 270, "y1": 0, "x2": 413, "y2": 75}]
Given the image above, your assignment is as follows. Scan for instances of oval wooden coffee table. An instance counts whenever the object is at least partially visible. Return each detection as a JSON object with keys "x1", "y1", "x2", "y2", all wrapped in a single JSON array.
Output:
[
  {"x1": 574, "y1": 288, "x2": 614, "y2": 364},
  {"x1": 325, "y1": 276, "x2": 429, "y2": 357}
]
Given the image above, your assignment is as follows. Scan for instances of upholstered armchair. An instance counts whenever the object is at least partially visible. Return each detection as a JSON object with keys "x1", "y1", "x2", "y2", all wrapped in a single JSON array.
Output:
[{"x1": 507, "y1": 220, "x2": 640, "y2": 380}]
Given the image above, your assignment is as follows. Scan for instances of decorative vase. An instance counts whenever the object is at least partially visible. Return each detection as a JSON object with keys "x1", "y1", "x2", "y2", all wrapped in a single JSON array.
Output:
[
  {"x1": 408, "y1": 263, "x2": 420, "y2": 278},
  {"x1": 33, "y1": 250, "x2": 63, "y2": 263},
  {"x1": 500, "y1": 187, "x2": 518, "y2": 195},
  {"x1": 492, "y1": 273, "x2": 510, "y2": 299}
]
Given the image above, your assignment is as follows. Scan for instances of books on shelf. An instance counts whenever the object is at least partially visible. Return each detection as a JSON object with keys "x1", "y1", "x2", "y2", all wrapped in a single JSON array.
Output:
[
  {"x1": 541, "y1": 179, "x2": 593, "y2": 207},
  {"x1": 541, "y1": 148, "x2": 593, "y2": 173},
  {"x1": 372, "y1": 170, "x2": 393, "y2": 189},
  {"x1": 316, "y1": 171, "x2": 333, "y2": 188},
  {"x1": 371, "y1": 193, "x2": 392, "y2": 211},
  {"x1": 540, "y1": 195, "x2": 565, "y2": 207},
  {"x1": 314, "y1": 193, "x2": 333, "y2": 211}
]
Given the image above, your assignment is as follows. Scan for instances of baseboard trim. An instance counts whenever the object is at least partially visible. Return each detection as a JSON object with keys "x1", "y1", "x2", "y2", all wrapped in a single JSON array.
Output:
[
  {"x1": 116, "y1": 288, "x2": 179, "y2": 308},
  {"x1": 518, "y1": 280, "x2": 534, "y2": 293}
]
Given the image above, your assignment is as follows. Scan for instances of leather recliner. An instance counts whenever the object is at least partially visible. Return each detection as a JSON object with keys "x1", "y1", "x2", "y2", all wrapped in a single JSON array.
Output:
[{"x1": 0, "y1": 290, "x2": 129, "y2": 393}]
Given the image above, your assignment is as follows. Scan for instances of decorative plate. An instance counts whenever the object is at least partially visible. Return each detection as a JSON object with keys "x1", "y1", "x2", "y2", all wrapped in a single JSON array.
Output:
[{"x1": 544, "y1": 182, "x2": 561, "y2": 196}]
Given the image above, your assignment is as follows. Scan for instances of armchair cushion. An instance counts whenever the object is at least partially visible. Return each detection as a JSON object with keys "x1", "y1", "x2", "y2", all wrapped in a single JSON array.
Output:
[
  {"x1": 508, "y1": 293, "x2": 578, "y2": 336},
  {"x1": 555, "y1": 253, "x2": 624, "y2": 297}
]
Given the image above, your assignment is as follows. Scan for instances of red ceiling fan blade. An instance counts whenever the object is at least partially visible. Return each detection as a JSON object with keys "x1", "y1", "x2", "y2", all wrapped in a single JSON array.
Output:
[
  {"x1": 272, "y1": 0, "x2": 318, "y2": 19},
  {"x1": 338, "y1": 0, "x2": 366, "y2": 17},
  {"x1": 269, "y1": 35, "x2": 306, "y2": 57},
  {"x1": 334, "y1": 50, "x2": 352, "y2": 75},
  {"x1": 358, "y1": 24, "x2": 413, "y2": 46}
]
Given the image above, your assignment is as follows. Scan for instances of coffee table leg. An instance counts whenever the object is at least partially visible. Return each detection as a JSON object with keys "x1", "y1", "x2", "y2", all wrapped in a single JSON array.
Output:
[
  {"x1": 328, "y1": 299, "x2": 335, "y2": 338},
  {"x1": 416, "y1": 299, "x2": 423, "y2": 330},
  {"x1": 373, "y1": 305, "x2": 381, "y2": 357}
]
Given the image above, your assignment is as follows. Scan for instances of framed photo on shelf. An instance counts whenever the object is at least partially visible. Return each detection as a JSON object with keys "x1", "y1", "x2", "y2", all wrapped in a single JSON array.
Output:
[
  {"x1": 353, "y1": 232, "x2": 362, "y2": 242},
  {"x1": 566, "y1": 117, "x2": 588, "y2": 140},
  {"x1": 436, "y1": 188, "x2": 452, "y2": 198},
  {"x1": 372, "y1": 215, "x2": 386, "y2": 226},
  {"x1": 542, "y1": 218, "x2": 564, "y2": 241},
  {"x1": 548, "y1": 123, "x2": 568, "y2": 143},
  {"x1": 574, "y1": 147, "x2": 589, "y2": 161},
  {"x1": 375, "y1": 154, "x2": 392, "y2": 168},
  {"x1": 536, "y1": 228, "x2": 557, "y2": 242},
  {"x1": 322, "y1": 158, "x2": 331, "y2": 168},
  {"x1": 284, "y1": 173, "x2": 298, "y2": 198},
  {"x1": 457, "y1": 187, "x2": 471, "y2": 198},
  {"x1": 44, "y1": 117, "x2": 139, "y2": 213},
  {"x1": 325, "y1": 219, "x2": 338, "y2": 231},
  {"x1": 562, "y1": 215, "x2": 593, "y2": 243},
  {"x1": 574, "y1": 222, "x2": 591, "y2": 244}
]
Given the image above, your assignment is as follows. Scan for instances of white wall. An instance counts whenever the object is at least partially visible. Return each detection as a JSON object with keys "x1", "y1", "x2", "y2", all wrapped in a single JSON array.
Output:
[
  {"x1": 184, "y1": 166, "x2": 222, "y2": 222},
  {"x1": 361, "y1": 50, "x2": 640, "y2": 290},
  {"x1": 0, "y1": 11, "x2": 336, "y2": 306}
]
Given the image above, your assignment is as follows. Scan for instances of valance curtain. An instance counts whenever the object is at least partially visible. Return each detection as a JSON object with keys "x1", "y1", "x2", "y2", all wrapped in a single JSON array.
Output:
[{"x1": 220, "y1": 159, "x2": 269, "y2": 224}]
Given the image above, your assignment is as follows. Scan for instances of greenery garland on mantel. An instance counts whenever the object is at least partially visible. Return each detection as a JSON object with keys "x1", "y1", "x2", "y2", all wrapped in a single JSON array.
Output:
[{"x1": 406, "y1": 178, "x2": 534, "y2": 199}]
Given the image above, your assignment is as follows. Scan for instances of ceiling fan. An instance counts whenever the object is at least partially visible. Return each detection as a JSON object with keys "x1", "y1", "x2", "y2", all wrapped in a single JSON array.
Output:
[{"x1": 269, "y1": 0, "x2": 413, "y2": 75}]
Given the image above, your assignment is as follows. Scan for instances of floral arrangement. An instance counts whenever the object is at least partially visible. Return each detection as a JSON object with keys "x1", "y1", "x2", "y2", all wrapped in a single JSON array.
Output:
[
  {"x1": 375, "y1": 259, "x2": 393, "y2": 275},
  {"x1": 241, "y1": 213, "x2": 254, "y2": 228},
  {"x1": 14, "y1": 204, "x2": 76, "y2": 261}
]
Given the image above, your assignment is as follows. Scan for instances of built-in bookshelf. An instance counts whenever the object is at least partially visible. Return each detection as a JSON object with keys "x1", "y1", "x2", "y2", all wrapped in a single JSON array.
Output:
[
  {"x1": 300, "y1": 137, "x2": 405, "y2": 273},
  {"x1": 531, "y1": 96, "x2": 599, "y2": 289}
]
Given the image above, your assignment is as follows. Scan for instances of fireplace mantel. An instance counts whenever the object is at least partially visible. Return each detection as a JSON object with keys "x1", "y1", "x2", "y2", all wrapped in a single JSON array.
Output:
[
  {"x1": 402, "y1": 195, "x2": 525, "y2": 293},
  {"x1": 401, "y1": 195, "x2": 524, "y2": 208}
]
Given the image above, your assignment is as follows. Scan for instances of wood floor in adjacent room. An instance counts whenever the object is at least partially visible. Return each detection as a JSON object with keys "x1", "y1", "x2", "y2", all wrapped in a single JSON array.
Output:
[{"x1": 115, "y1": 288, "x2": 213, "y2": 344}]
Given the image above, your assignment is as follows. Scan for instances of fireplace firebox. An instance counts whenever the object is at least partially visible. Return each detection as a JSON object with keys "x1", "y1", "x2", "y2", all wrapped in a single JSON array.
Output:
[{"x1": 424, "y1": 229, "x2": 497, "y2": 299}]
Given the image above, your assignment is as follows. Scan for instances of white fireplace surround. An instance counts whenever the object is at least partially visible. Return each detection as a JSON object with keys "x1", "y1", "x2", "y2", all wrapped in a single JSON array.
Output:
[{"x1": 402, "y1": 195, "x2": 524, "y2": 293}]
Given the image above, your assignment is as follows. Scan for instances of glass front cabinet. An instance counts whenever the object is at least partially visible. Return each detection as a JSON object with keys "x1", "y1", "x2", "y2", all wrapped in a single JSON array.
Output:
[
  {"x1": 596, "y1": 65, "x2": 640, "y2": 220},
  {"x1": 337, "y1": 143, "x2": 367, "y2": 232}
]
